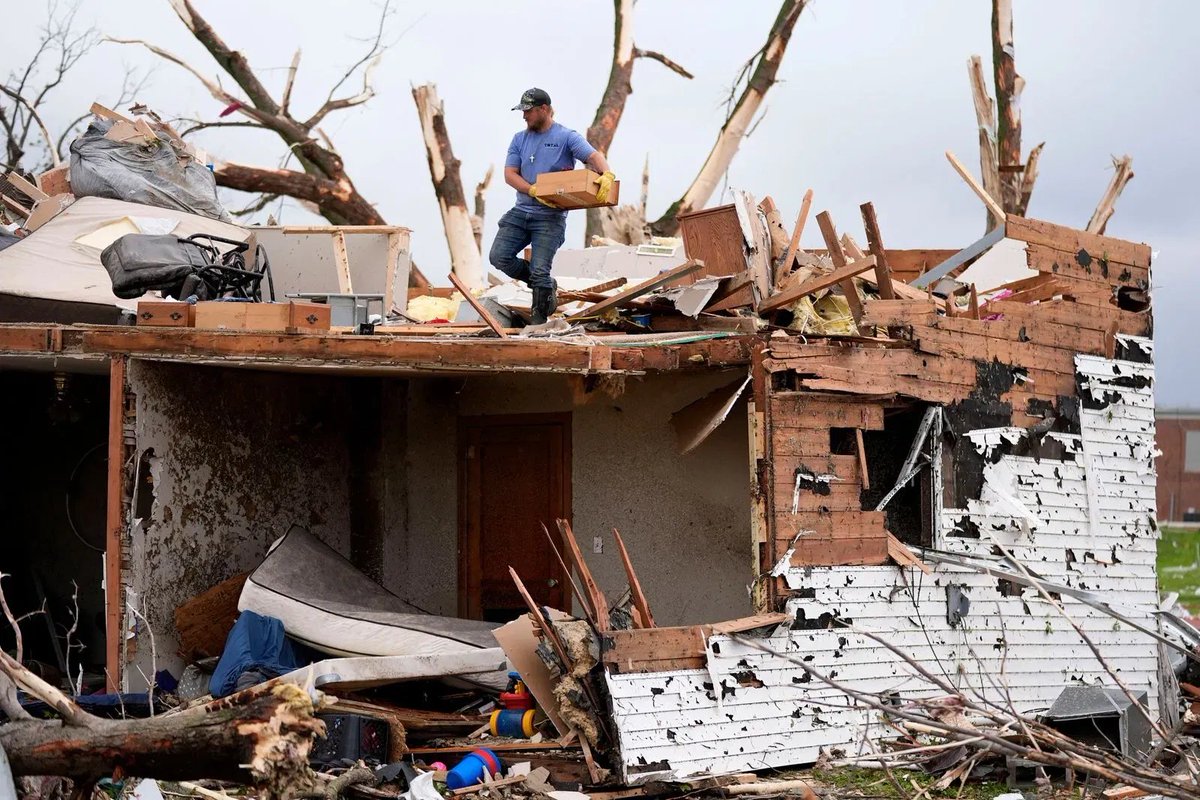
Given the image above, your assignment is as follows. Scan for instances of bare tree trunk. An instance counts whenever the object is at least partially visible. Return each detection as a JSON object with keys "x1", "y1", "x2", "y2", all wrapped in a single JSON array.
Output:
[
  {"x1": 412, "y1": 83, "x2": 483, "y2": 289},
  {"x1": 967, "y1": 55, "x2": 1003, "y2": 231},
  {"x1": 650, "y1": 0, "x2": 807, "y2": 237},
  {"x1": 1086, "y1": 155, "x2": 1134, "y2": 234},
  {"x1": 584, "y1": 0, "x2": 692, "y2": 244},
  {"x1": 991, "y1": 0, "x2": 1023, "y2": 213}
]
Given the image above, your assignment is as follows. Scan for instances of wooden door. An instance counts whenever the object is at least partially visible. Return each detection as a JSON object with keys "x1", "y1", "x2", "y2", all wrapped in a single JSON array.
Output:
[{"x1": 458, "y1": 413, "x2": 571, "y2": 621}]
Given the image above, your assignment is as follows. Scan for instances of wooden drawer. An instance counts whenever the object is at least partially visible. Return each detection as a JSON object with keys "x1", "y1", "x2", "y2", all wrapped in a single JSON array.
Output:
[
  {"x1": 193, "y1": 301, "x2": 331, "y2": 333},
  {"x1": 136, "y1": 301, "x2": 195, "y2": 327}
]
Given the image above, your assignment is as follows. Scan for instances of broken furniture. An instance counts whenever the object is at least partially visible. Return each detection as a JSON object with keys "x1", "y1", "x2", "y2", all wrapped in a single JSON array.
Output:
[
  {"x1": 1041, "y1": 686, "x2": 1153, "y2": 763},
  {"x1": 288, "y1": 292, "x2": 383, "y2": 329},
  {"x1": 255, "y1": 225, "x2": 412, "y2": 316}
]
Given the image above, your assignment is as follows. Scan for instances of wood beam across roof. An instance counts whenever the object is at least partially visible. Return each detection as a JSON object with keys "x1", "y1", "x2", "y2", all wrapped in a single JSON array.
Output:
[{"x1": 0, "y1": 323, "x2": 754, "y2": 376}]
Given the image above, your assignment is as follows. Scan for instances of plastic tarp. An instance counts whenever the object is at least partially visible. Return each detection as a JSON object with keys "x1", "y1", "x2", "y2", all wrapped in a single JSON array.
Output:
[
  {"x1": 209, "y1": 610, "x2": 308, "y2": 697},
  {"x1": 239, "y1": 527, "x2": 507, "y2": 687},
  {"x1": 0, "y1": 196, "x2": 248, "y2": 309},
  {"x1": 70, "y1": 118, "x2": 230, "y2": 221}
]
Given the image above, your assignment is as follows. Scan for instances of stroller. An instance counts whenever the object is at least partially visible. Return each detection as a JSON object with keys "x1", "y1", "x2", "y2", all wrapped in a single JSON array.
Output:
[{"x1": 101, "y1": 233, "x2": 274, "y2": 302}]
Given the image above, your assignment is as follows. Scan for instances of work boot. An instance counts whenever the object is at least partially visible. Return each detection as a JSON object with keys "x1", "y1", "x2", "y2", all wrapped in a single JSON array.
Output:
[{"x1": 530, "y1": 287, "x2": 551, "y2": 325}]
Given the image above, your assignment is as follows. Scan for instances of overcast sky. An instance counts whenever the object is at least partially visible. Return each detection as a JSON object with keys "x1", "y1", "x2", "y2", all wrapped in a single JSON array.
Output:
[{"x1": 5, "y1": 1, "x2": 1198, "y2": 404}]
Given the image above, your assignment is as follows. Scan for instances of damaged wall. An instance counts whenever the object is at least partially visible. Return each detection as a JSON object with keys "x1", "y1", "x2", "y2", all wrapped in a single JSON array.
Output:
[
  {"x1": 123, "y1": 360, "x2": 756, "y2": 685},
  {"x1": 606, "y1": 343, "x2": 1160, "y2": 781},
  {"x1": 390, "y1": 370, "x2": 755, "y2": 627},
  {"x1": 125, "y1": 361, "x2": 356, "y2": 684}
]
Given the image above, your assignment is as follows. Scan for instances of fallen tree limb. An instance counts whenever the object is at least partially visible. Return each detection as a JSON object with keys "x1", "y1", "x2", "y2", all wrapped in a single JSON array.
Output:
[{"x1": 0, "y1": 684, "x2": 323, "y2": 796}]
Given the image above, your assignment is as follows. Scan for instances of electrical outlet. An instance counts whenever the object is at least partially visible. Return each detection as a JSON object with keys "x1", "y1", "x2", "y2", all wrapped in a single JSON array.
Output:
[{"x1": 593, "y1": 535, "x2": 603, "y2": 554}]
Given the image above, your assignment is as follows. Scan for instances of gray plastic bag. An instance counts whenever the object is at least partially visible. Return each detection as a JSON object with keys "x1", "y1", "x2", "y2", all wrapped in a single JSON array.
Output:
[{"x1": 69, "y1": 118, "x2": 231, "y2": 222}]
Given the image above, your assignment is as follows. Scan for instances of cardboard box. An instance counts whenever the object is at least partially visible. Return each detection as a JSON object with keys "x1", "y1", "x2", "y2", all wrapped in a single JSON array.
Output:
[
  {"x1": 193, "y1": 301, "x2": 332, "y2": 333},
  {"x1": 535, "y1": 169, "x2": 619, "y2": 210},
  {"x1": 136, "y1": 300, "x2": 195, "y2": 327}
]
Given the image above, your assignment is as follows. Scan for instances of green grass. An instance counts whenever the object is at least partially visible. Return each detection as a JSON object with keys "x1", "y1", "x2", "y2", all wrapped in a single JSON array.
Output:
[
  {"x1": 1158, "y1": 526, "x2": 1200, "y2": 607},
  {"x1": 808, "y1": 767, "x2": 1009, "y2": 800}
]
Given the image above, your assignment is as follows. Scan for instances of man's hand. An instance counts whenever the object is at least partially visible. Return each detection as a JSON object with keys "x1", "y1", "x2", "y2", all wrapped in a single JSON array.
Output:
[
  {"x1": 528, "y1": 184, "x2": 558, "y2": 208},
  {"x1": 595, "y1": 171, "x2": 616, "y2": 204}
]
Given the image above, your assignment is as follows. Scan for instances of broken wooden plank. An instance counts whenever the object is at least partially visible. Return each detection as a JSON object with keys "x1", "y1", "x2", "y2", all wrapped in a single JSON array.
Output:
[
  {"x1": 602, "y1": 626, "x2": 707, "y2": 673},
  {"x1": 4, "y1": 172, "x2": 49, "y2": 203},
  {"x1": 557, "y1": 519, "x2": 610, "y2": 631},
  {"x1": 708, "y1": 613, "x2": 790, "y2": 635},
  {"x1": 887, "y1": 533, "x2": 933, "y2": 576},
  {"x1": 89, "y1": 102, "x2": 133, "y2": 122},
  {"x1": 0, "y1": 192, "x2": 32, "y2": 218},
  {"x1": 859, "y1": 202, "x2": 895, "y2": 300},
  {"x1": 945, "y1": 149, "x2": 1004, "y2": 221},
  {"x1": 1005, "y1": 213, "x2": 1150, "y2": 268},
  {"x1": 855, "y1": 428, "x2": 871, "y2": 491},
  {"x1": 508, "y1": 566, "x2": 575, "y2": 672},
  {"x1": 448, "y1": 271, "x2": 509, "y2": 338},
  {"x1": 612, "y1": 528, "x2": 655, "y2": 629},
  {"x1": 859, "y1": 299, "x2": 938, "y2": 328},
  {"x1": 769, "y1": 392, "x2": 886, "y2": 430},
  {"x1": 732, "y1": 190, "x2": 773, "y2": 305},
  {"x1": 784, "y1": 531, "x2": 889, "y2": 567},
  {"x1": 580, "y1": 276, "x2": 628, "y2": 294},
  {"x1": 779, "y1": 188, "x2": 814, "y2": 274},
  {"x1": 1024, "y1": 242, "x2": 1149, "y2": 288},
  {"x1": 566, "y1": 259, "x2": 703, "y2": 320},
  {"x1": 814, "y1": 211, "x2": 864, "y2": 321},
  {"x1": 757, "y1": 255, "x2": 876, "y2": 314},
  {"x1": 540, "y1": 523, "x2": 594, "y2": 625}
]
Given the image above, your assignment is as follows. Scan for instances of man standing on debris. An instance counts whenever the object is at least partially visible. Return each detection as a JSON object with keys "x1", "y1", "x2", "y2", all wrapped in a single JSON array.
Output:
[{"x1": 491, "y1": 88, "x2": 615, "y2": 324}]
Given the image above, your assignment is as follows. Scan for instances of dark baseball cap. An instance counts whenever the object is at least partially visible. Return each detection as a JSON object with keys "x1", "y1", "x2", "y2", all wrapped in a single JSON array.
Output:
[{"x1": 512, "y1": 88, "x2": 551, "y2": 111}]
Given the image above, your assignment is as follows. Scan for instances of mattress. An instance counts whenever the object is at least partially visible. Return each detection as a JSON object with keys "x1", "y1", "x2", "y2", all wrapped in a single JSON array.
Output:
[{"x1": 240, "y1": 526, "x2": 503, "y2": 665}]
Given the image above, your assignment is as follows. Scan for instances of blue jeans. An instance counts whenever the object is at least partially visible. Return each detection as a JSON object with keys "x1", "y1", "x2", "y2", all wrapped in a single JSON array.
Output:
[{"x1": 489, "y1": 207, "x2": 566, "y2": 290}]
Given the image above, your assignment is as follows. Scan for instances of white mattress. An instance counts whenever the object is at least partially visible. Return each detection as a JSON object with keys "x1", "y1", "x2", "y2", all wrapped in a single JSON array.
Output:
[{"x1": 240, "y1": 526, "x2": 502, "y2": 662}]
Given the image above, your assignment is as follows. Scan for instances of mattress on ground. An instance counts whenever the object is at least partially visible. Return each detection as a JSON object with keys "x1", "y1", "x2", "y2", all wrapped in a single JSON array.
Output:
[{"x1": 239, "y1": 526, "x2": 501, "y2": 659}]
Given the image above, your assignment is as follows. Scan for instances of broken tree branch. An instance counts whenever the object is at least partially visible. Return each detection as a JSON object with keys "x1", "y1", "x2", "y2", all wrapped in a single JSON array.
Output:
[
  {"x1": 213, "y1": 161, "x2": 383, "y2": 225},
  {"x1": 650, "y1": 0, "x2": 807, "y2": 236},
  {"x1": 0, "y1": 683, "x2": 324, "y2": 791},
  {"x1": 967, "y1": 55, "x2": 1002, "y2": 231},
  {"x1": 584, "y1": 0, "x2": 693, "y2": 243},
  {"x1": 110, "y1": 1, "x2": 387, "y2": 226},
  {"x1": 280, "y1": 49, "x2": 302, "y2": 117},
  {"x1": 633, "y1": 48, "x2": 694, "y2": 79},
  {"x1": 1086, "y1": 155, "x2": 1134, "y2": 235}
]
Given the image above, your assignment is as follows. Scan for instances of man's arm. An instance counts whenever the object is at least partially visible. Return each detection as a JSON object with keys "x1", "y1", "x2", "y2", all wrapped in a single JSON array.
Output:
[
  {"x1": 585, "y1": 151, "x2": 611, "y2": 174},
  {"x1": 504, "y1": 166, "x2": 533, "y2": 194}
]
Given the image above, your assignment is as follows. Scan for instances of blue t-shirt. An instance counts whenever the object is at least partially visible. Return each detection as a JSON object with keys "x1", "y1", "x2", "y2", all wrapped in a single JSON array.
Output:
[{"x1": 505, "y1": 122, "x2": 596, "y2": 216}]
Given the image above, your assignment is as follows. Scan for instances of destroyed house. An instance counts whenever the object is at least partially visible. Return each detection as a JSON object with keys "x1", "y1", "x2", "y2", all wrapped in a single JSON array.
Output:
[{"x1": 0, "y1": 196, "x2": 1165, "y2": 782}]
